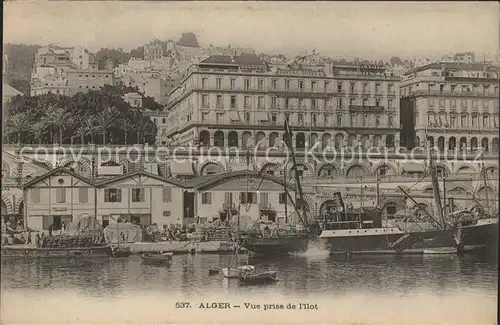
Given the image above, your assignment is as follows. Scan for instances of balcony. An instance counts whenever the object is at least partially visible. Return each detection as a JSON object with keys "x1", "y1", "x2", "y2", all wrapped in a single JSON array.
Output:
[
  {"x1": 349, "y1": 105, "x2": 385, "y2": 113},
  {"x1": 410, "y1": 89, "x2": 498, "y2": 98},
  {"x1": 259, "y1": 203, "x2": 274, "y2": 211}
]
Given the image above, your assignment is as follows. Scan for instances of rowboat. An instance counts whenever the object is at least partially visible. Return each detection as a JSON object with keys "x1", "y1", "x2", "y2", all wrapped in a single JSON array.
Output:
[
  {"x1": 239, "y1": 270, "x2": 278, "y2": 285},
  {"x1": 222, "y1": 265, "x2": 255, "y2": 278},
  {"x1": 141, "y1": 252, "x2": 173, "y2": 265}
]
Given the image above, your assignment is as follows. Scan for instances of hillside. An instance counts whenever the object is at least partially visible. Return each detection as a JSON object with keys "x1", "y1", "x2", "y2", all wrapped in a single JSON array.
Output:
[{"x1": 3, "y1": 43, "x2": 41, "y2": 94}]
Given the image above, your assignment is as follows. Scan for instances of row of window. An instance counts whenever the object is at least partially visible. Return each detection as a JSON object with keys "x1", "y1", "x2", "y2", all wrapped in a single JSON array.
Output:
[
  {"x1": 30, "y1": 187, "x2": 173, "y2": 204},
  {"x1": 402, "y1": 83, "x2": 499, "y2": 97},
  {"x1": 201, "y1": 192, "x2": 289, "y2": 205},
  {"x1": 201, "y1": 76, "x2": 395, "y2": 93},
  {"x1": 426, "y1": 98, "x2": 497, "y2": 109},
  {"x1": 200, "y1": 111, "x2": 395, "y2": 127},
  {"x1": 199, "y1": 94, "x2": 395, "y2": 110},
  {"x1": 427, "y1": 114, "x2": 499, "y2": 128}
]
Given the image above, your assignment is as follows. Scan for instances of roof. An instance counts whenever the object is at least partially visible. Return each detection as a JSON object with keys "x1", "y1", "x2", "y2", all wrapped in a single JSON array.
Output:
[
  {"x1": 414, "y1": 62, "x2": 499, "y2": 73},
  {"x1": 200, "y1": 54, "x2": 266, "y2": 67},
  {"x1": 190, "y1": 170, "x2": 296, "y2": 191},
  {"x1": 22, "y1": 167, "x2": 96, "y2": 189},
  {"x1": 3, "y1": 83, "x2": 23, "y2": 98},
  {"x1": 95, "y1": 170, "x2": 187, "y2": 188}
]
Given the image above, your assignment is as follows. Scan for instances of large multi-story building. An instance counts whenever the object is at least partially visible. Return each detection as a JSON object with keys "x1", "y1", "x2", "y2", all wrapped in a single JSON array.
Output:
[
  {"x1": 34, "y1": 45, "x2": 75, "y2": 68},
  {"x1": 144, "y1": 42, "x2": 164, "y2": 61},
  {"x1": 65, "y1": 60, "x2": 115, "y2": 96},
  {"x1": 399, "y1": 62, "x2": 499, "y2": 152},
  {"x1": 160, "y1": 54, "x2": 401, "y2": 151}
]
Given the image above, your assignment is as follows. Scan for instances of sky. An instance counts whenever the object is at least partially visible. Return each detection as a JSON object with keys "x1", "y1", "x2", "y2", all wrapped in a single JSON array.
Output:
[{"x1": 3, "y1": 1, "x2": 499, "y2": 60}]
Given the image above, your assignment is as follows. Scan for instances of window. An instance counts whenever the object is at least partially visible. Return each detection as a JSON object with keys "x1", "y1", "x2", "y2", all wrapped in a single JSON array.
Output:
[
  {"x1": 337, "y1": 115, "x2": 342, "y2": 126},
  {"x1": 79, "y1": 188, "x2": 88, "y2": 203},
  {"x1": 298, "y1": 114, "x2": 304, "y2": 123},
  {"x1": 202, "y1": 192, "x2": 212, "y2": 204},
  {"x1": 279, "y1": 193, "x2": 287, "y2": 204},
  {"x1": 388, "y1": 116, "x2": 394, "y2": 127},
  {"x1": 216, "y1": 113, "x2": 224, "y2": 124},
  {"x1": 375, "y1": 99, "x2": 380, "y2": 107},
  {"x1": 56, "y1": 188, "x2": 66, "y2": 203},
  {"x1": 451, "y1": 85, "x2": 456, "y2": 93},
  {"x1": 244, "y1": 96, "x2": 251, "y2": 109},
  {"x1": 258, "y1": 96, "x2": 264, "y2": 109},
  {"x1": 244, "y1": 79, "x2": 251, "y2": 90},
  {"x1": 299, "y1": 81, "x2": 304, "y2": 91},
  {"x1": 472, "y1": 100, "x2": 478, "y2": 109},
  {"x1": 362, "y1": 83, "x2": 368, "y2": 92},
  {"x1": 451, "y1": 99, "x2": 456, "y2": 108},
  {"x1": 311, "y1": 99, "x2": 317, "y2": 109},
  {"x1": 461, "y1": 100, "x2": 467, "y2": 108},
  {"x1": 483, "y1": 116, "x2": 489, "y2": 127},
  {"x1": 230, "y1": 79, "x2": 236, "y2": 90},
  {"x1": 272, "y1": 79, "x2": 277, "y2": 90},
  {"x1": 271, "y1": 97, "x2": 277, "y2": 108},
  {"x1": 428, "y1": 99, "x2": 434, "y2": 107},
  {"x1": 244, "y1": 112, "x2": 250, "y2": 123},
  {"x1": 450, "y1": 115, "x2": 456, "y2": 127},
  {"x1": 259, "y1": 193, "x2": 269, "y2": 209},
  {"x1": 104, "y1": 189, "x2": 122, "y2": 202},
  {"x1": 312, "y1": 113, "x2": 317, "y2": 125},
  {"x1": 388, "y1": 100, "x2": 393, "y2": 109},
  {"x1": 375, "y1": 116, "x2": 380, "y2": 126},
  {"x1": 483, "y1": 100, "x2": 489, "y2": 109},
  {"x1": 202, "y1": 112, "x2": 209, "y2": 123},
  {"x1": 337, "y1": 98, "x2": 343, "y2": 108},
  {"x1": 439, "y1": 99, "x2": 445, "y2": 107},
  {"x1": 131, "y1": 188, "x2": 144, "y2": 202},
  {"x1": 202, "y1": 94, "x2": 209, "y2": 108},
  {"x1": 388, "y1": 84, "x2": 394, "y2": 93},
  {"x1": 472, "y1": 115, "x2": 478, "y2": 127},
  {"x1": 428, "y1": 115, "x2": 433, "y2": 126},
  {"x1": 284, "y1": 98, "x2": 289, "y2": 108},
  {"x1": 230, "y1": 96, "x2": 237, "y2": 108},
  {"x1": 31, "y1": 188, "x2": 40, "y2": 203},
  {"x1": 298, "y1": 98, "x2": 303, "y2": 108},
  {"x1": 202, "y1": 78, "x2": 208, "y2": 89},
  {"x1": 362, "y1": 115, "x2": 367, "y2": 126},
  {"x1": 271, "y1": 114, "x2": 277, "y2": 123},
  {"x1": 240, "y1": 192, "x2": 257, "y2": 204},
  {"x1": 375, "y1": 84, "x2": 380, "y2": 93},
  {"x1": 216, "y1": 78, "x2": 222, "y2": 89},
  {"x1": 461, "y1": 115, "x2": 467, "y2": 127},
  {"x1": 258, "y1": 79, "x2": 264, "y2": 90},
  {"x1": 216, "y1": 95, "x2": 223, "y2": 108},
  {"x1": 285, "y1": 80, "x2": 291, "y2": 91},
  {"x1": 350, "y1": 98, "x2": 355, "y2": 106},
  {"x1": 324, "y1": 81, "x2": 330, "y2": 92},
  {"x1": 163, "y1": 211, "x2": 171, "y2": 217},
  {"x1": 337, "y1": 83, "x2": 342, "y2": 92},
  {"x1": 311, "y1": 81, "x2": 316, "y2": 91}
]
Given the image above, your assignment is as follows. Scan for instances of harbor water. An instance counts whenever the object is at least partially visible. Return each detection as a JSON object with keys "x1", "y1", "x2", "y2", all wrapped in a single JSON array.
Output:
[{"x1": 1, "y1": 249, "x2": 498, "y2": 324}]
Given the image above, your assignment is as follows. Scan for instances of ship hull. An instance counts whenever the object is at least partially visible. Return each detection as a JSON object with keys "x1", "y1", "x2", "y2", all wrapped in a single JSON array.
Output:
[
  {"x1": 319, "y1": 218, "x2": 498, "y2": 255},
  {"x1": 238, "y1": 235, "x2": 309, "y2": 255}
]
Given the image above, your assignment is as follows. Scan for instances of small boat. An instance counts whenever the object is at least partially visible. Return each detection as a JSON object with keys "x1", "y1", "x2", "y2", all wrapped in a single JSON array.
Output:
[
  {"x1": 111, "y1": 246, "x2": 132, "y2": 257},
  {"x1": 222, "y1": 265, "x2": 255, "y2": 278},
  {"x1": 208, "y1": 268, "x2": 220, "y2": 276},
  {"x1": 141, "y1": 252, "x2": 173, "y2": 265},
  {"x1": 239, "y1": 270, "x2": 278, "y2": 285}
]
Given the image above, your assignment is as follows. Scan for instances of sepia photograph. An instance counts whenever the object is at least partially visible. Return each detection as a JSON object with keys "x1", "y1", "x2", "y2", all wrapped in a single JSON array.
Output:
[{"x1": 1, "y1": 1, "x2": 499, "y2": 324}]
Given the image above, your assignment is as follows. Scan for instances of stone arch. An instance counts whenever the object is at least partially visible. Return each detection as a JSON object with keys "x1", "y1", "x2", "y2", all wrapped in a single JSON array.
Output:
[
  {"x1": 345, "y1": 163, "x2": 369, "y2": 179},
  {"x1": 199, "y1": 130, "x2": 210, "y2": 146},
  {"x1": 285, "y1": 161, "x2": 314, "y2": 178},
  {"x1": 481, "y1": 137, "x2": 489, "y2": 152},
  {"x1": 470, "y1": 137, "x2": 478, "y2": 150},
  {"x1": 228, "y1": 131, "x2": 239, "y2": 147},
  {"x1": 15, "y1": 199, "x2": 24, "y2": 215},
  {"x1": 295, "y1": 132, "x2": 306, "y2": 149},
  {"x1": 298, "y1": 195, "x2": 315, "y2": 217},
  {"x1": 198, "y1": 160, "x2": 226, "y2": 176},
  {"x1": 434, "y1": 162, "x2": 451, "y2": 178},
  {"x1": 269, "y1": 132, "x2": 279, "y2": 147},
  {"x1": 448, "y1": 186, "x2": 469, "y2": 195},
  {"x1": 242, "y1": 131, "x2": 253, "y2": 148},
  {"x1": 58, "y1": 157, "x2": 92, "y2": 176},
  {"x1": 255, "y1": 157, "x2": 283, "y2": 171},
  {"x1": 33, "y1": 158, "x2": 54, "y2": 170},
  {"x1": 321, "y1": 133, "x2": 332, "y2": 149},
  {"x1": 1, "y1": 194, "x2": 14, "y2": 214},
  {"x1": 444, "y1": 201, "x2": 464, "y2": 214},
  {"x1": 260, "y1": 162, "x2": 281, "y2": 176},
  {"x1": 2, "y1": 160, "x2": 11, "y2": 179},
  {"x1": 475, "y1": 185, "x2": 496, "y2": 199},
  {"x1": 100, "y1": 156, "x2": 128, "y2": 172},
  {"x1": 380, "y1": 199, "x2": 403, "y2": 220},
  {"x1": 437, "y1": 136, "x2": 445, "y2": 152},
  {"x1": 493, "y1": 137, "x2": 499, "y2": 153},
  {"x1": 317, "y1": 163, "x2": 339, "y2": 178},
  {"x1": 455, "y1": 164, "x2": 474, "y2": 175},
  {"x1": 371, "y1": 161, "x2": 397, "y2": 176},
  {"x1": 214, "y1": 130, "x2": 225, "y2": 147},
  {"x1": 448, "y1": 137, "x2": 457, "y2": 151},
  {"x1": 255, "y1": 131, "x2": 266, "y2": 148},
  {"x1": 484, "y1": 165, "x2": 498, "y2": 177}
]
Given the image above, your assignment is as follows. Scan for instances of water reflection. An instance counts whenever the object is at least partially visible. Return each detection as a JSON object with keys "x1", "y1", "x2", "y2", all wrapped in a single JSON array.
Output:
[{"x1": 1, "y1": 253, "x2": 497, "y2": 300}]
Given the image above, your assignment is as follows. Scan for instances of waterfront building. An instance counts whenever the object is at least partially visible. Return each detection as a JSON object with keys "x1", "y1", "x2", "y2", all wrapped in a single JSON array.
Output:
[
  {"x1": 161, "y1": 54, "x2": 401, "y2": 154},
  {"x1": 399, "y1": 62, "x2": 499, "y2": 152}
]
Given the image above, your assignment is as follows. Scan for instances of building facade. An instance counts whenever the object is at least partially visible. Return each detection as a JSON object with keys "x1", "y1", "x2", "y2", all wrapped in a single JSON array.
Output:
[
  {"x1": 400, "y1": 62, "x2": 499, "y2": 152},
  {"x1": 160, "y1": 54, "x2": 401, "y2": 151}
]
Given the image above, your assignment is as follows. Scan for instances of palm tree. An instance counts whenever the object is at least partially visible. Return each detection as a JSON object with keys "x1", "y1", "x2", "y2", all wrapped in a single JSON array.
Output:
[
  {"x1": 82, "y1": 116, "x2": 97, "y2": 144},
  {"x1": 95, "y1": 106, "x2": 118, "y2": 145},
  {"x1": 42, "y1": 106, "x2": 73, "y2": 145},
  {"x1": 31, "y1": 120, "x2": 47, "y2": 145},
  {"x1": 7, "y1": 112, "x2": 30, "y2": 145},
  {"x1": 132, "y1": 108, "x2": 145, "y2": 144},
  {"x1": 118, "y1": 119, "x2": 135, "y2": 145}
]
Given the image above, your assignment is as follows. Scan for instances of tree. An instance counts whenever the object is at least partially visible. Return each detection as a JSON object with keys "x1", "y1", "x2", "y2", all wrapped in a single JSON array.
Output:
[
  {"x1": 7, "y1": 112, "x2": 31, "y2": 145},
  {"x1": 42, "y1": 105, "x2": 73, "y2": 145},
  {"x1": 390, "y1": 56, "x2": 403, "y2": 66},
  {"x1": 177, "y1": 32, "x2": 199, "y2": 47},
  {"x1": 119, "y1": 119, "x2": 135, "y2": 145},
  {"x1": 32, "y1": 120, "x2": 47, "y2": 145},
  {"x1": 95, "y1": 107, "x2": 118, "y2": 145}
]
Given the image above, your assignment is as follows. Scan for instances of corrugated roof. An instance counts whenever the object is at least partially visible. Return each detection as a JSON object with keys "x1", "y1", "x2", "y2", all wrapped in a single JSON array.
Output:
[{"x1": 200, "y1": 54, "x2": 266, "y2": 66}]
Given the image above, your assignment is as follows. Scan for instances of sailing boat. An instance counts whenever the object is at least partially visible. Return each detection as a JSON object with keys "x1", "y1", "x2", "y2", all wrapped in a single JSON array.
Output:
[
  {"x1": 236, "y1": 119, "x2": 313, "y2": 256},
  {"x1": 318, "y1": 145, "x2": 498, "y2": 255}
]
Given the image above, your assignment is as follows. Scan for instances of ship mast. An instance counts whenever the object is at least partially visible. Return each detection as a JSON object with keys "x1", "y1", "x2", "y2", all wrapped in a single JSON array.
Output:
[
  {"x1": 428, "y1": 148, "x2": 445, "y2": 229},
  {"x1": 283, "y1": 118, "x2": 308, "y2": 227}
]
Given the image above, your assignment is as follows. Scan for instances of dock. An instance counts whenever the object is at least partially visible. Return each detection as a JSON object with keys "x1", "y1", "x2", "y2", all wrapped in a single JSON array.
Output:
[{"x1": 119, "y1": 241, "x2": 239, "y2": 254}]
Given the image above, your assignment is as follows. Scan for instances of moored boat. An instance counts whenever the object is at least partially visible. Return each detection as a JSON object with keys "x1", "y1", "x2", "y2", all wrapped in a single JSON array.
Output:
[
  {"x1": 239, "y1": 270, "x2": 278, "y2": 285},
  {"x1": 222, "y1": 265, "x2": 255, "y2": 278},
  {"x1": 141, "y1": 252, "x2": 173, "y2": 265}
]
